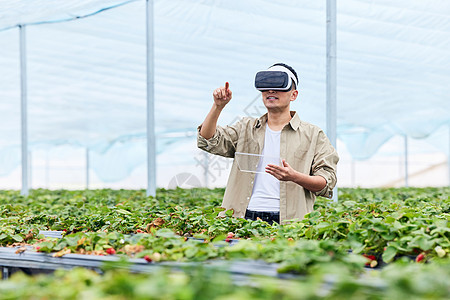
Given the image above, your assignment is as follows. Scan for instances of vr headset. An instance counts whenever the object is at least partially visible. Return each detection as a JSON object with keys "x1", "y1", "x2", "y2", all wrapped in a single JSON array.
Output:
[{"x1": 255, "y1": 65, "x2": 298, "y2": 92}]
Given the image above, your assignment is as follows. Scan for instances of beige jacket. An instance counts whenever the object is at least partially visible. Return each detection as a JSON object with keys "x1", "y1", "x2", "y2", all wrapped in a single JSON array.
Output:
[{"x1": 197, "y1": 111, "x2": 338, "y2": 223}]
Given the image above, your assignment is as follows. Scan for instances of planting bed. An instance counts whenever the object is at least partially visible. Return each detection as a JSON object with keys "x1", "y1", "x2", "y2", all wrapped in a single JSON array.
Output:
[{"x1": 0, "y1": 187, "x2": 449, "y2": 299}]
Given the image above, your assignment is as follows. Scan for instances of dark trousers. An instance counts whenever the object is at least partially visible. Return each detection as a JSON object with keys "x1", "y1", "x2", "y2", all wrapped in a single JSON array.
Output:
[{"x1": 245, "y1": 209, "x2": 280, "y2": 225}]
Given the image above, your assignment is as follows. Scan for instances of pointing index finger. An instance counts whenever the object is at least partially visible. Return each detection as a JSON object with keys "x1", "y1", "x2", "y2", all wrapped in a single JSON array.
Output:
[{"x1": 225, "y1": 82, "x2": 229, "y2": 91}]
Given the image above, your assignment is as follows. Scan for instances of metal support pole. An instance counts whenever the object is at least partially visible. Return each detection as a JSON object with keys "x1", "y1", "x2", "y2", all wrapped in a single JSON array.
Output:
[
  {"x1": 28, "y1": 151, "x2": 32, "y2": 189},
  {"x1": 203, "y1": 152, "x2": 209, "y2": 188},
  {"x1": 2, "y1": 267, "x2": 9, "y2": 280},
  {"x1": 86, "y1": 148, "x2": 90, "y2": 189},
  {"x1": 404, "y1": 135, "x2": 409, "y2": 187},
  {"x1": 448, "y1": 124, "x2": 450, "y2": 187},
  {"x1": 351, "y1": 159, "x2": 355, "y2": 187},
  {"x1": 45, "y1": 149, "x2": 50, "y2": 188},
  {"x1": 19, "y1": 24, "x2": 29, "y2": 196},
  {"x1": 326, "y1": 0, "x2": 337, "y2": 201},
  {"x1": 146, "y1": 0, "x2": 156, "y2": 197}
]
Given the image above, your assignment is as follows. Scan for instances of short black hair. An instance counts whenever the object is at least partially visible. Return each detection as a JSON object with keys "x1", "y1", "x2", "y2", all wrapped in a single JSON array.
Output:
[{"x1": 271, "y1": 63, "x2": 298, "y2": 90}]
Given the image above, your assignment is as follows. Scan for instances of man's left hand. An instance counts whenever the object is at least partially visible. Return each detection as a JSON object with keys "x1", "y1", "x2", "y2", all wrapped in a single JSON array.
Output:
[{"x1": 265, "y1": 159, "x2": 296, "y2": 181}]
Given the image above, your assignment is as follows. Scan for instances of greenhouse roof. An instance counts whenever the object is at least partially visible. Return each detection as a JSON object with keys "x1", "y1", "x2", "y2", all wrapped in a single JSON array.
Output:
[{"x1": 0, "y1": 0, "x2": 449, "y2": 182}]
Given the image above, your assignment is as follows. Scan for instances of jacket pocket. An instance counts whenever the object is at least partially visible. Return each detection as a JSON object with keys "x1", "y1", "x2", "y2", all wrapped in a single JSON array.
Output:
[{"x1": 294, "y1": 149, "x2": 314, "y2": 175}]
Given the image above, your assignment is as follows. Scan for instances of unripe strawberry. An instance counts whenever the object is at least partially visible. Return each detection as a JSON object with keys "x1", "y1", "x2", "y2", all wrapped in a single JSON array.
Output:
[
  {"x1": 106, "y1": 248, "x2": 116, "y2": 255},
  {"x1": 227, "y1": 232, "x2": 234, "y2": 238},
  {"x1": 144, "y1": 255, "x2": 152, "y2": 263},
  {"x1": 370, "y1": 260, "x2": 378, "y2": 268},
  {"x1": 152, "y1": 252, "x2": 162, "y2": 262},
  {"x1": 415, "y1": 253, "x2": 425, "y2": 263}
]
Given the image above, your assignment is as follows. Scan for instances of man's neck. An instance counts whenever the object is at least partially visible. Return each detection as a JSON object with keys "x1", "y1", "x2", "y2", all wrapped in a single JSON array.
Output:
[{"x1": 267, "y1": 110, "x2": 292, "y2": 131}]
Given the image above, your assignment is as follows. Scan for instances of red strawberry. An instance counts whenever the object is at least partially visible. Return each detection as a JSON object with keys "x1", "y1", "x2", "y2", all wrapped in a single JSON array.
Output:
[
  {"x1": 362, "y1": 254, "x2": 377, "y2": 266},
  {"x1": 144, "y1": 255, "x2": 152, "y2": 263},
  {"x1": 227, "y1": 232, "x2": 234, "y2": 238},
  {"x1": 416, "y1": 253, "x2": 425, "y2": 263},
  {"x1": 362, "y1": 254, "x2": 376, "y2": 261},
  {"x1": 35, "y1": 246, "x2": 41, "y2": 251},
  {"x1": 136, "y1": 229, "x2": 144, "y2": 233},
  {"x1": 225, "y1": 238, "x2": 231, "y2": 243},
  {"x1": 106, "y1": 248, "x2": 116, "y2": 255}
]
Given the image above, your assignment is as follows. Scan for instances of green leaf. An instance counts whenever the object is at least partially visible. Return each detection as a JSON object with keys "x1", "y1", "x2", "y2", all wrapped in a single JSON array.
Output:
[
  {"x1": 65, "y1": 236, "x2": 80, "y2": 247},
  {"x1": 315, "y1": 222, "x2": 331, "y2": 229},
  {"x1": 381, "y1": 232, "x2": 396, "y2": 241},
  {"x1": 304, "y1": 228, "x2": 313, "y2": 239},
  {"x1": 37, "y1": 241, "x2": 55, "y2": 252},
  {"x1": 155, "y1": 228, "x2": 178, "y2": 238},
  {"x1": 384, "y1": 216, "x2": 396, "y2": 224},
  {"x1": 391, "y1": 211, "x2": 403, "y2": 220},
  {"x1": 213, "y1": 207, "x2": 226, "y2": 213},
  {"x1": 212, "y1": 234, "x2": 227, "y2": 243},
  {"x1": 184, "y1": 246, "x2": 198, "y2": 258},
  {"x1": 417, "y1": 236, "x2": 434, "y2": 251},
  {"x1": 382, "y1": 246, "x2": 397, "y2": 263},
  {"x1": 392, "y1": 221, "x2": 405, "y2": 231},
  {"x1": 101, "y1": 257, "x2": 131, "y2": 272},
  {"x1": 349, "y1": 240, "x2": 365, "y2": 254},
  {"x1": 342, "y1": 201, "x2": 357, "y2": 208},
  {"x1": 12, "y1": 234, "x2": 23, "y2": 242},
  {"x1": 116, "y1": 209, "x2": 132, "y2": 215}
]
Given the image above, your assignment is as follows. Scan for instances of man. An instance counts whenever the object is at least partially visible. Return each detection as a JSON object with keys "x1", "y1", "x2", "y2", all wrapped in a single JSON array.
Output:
[{"x1": 197, "y1": 63, "x2": 338, "y2": 224}]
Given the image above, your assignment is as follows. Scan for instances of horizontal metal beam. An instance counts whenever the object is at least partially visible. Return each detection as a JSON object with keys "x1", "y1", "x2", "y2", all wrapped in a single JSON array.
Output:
[{"x1": 0, "y1": 246, "x2": 283, "y2": 279}]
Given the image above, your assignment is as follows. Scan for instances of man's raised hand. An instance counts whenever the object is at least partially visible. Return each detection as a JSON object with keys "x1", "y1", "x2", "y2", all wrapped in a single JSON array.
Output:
[{"x1": 213, "y1": 82, "x2": 232, "y2": 108}]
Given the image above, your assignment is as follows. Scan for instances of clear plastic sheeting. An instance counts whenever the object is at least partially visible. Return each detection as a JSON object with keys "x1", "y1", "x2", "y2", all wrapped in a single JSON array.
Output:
[
  {"x1": 0, "y1": 0, "x2": 135, "y2": 31},
  {"x1": 0, "y1": 0, "x2": 449, "y2": 185}
]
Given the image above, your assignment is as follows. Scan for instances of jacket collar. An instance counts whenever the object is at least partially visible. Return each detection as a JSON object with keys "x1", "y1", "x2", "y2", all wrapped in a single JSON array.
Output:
[
  {"x1": 288, "y1": 111, "x2": 301, "y2": 130},
  {"x1": 256, "y1": 111, "x2": 301, "y2": 131}
]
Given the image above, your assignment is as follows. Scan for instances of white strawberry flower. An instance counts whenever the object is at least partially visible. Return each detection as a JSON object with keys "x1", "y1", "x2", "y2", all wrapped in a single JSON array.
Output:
[{"x1": 434, "y1": 246, "x2": 446, "y2": 258}]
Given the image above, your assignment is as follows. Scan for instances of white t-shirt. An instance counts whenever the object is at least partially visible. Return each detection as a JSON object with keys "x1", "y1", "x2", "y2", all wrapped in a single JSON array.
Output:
[{"x1": 247, "y1": 125, "x2": 281, "y2": 211}]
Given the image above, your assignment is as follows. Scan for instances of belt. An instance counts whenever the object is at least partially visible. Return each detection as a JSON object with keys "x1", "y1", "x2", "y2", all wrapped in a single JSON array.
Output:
[{"x1": 245, "y1": 209, "x2": 280, "y2": 224}]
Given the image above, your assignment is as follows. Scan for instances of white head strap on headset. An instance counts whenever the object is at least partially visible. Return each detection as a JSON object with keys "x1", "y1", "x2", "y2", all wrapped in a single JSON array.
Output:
[{"x1": 267, "y1": 65, "x2": 298, "y2": 90}]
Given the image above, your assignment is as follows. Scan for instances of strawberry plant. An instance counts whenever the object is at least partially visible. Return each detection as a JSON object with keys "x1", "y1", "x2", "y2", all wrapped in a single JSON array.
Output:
[{"x1": 0, "y1": 187, "x2": 448, "y2": 263}]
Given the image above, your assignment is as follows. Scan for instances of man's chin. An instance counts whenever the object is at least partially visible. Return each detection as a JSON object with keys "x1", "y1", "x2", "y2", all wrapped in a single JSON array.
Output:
[{"x1": 265, "y1": 106, "x2": 287, "y2": 113}]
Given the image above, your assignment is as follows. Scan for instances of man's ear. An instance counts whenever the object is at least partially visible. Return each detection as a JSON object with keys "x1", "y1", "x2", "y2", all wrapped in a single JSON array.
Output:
[{"x1": 290, "y1": 90, "x2": 298, "y2": 102}]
